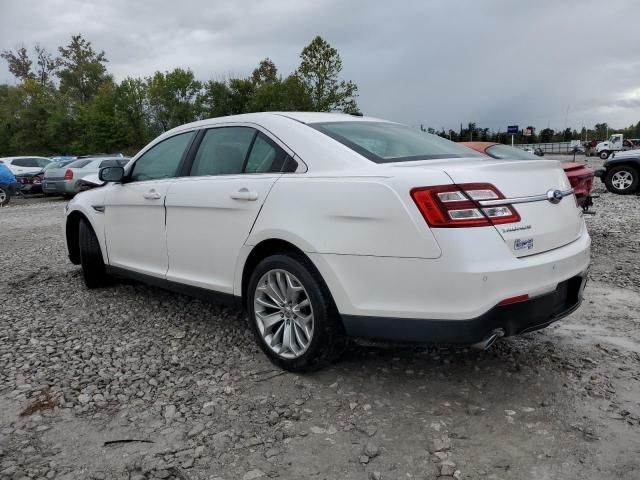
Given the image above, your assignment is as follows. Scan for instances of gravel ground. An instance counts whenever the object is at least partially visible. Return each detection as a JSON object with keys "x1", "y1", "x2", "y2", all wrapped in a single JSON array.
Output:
[{"x1": 1, "y1": 165, "x2": 639, "y2": 480}]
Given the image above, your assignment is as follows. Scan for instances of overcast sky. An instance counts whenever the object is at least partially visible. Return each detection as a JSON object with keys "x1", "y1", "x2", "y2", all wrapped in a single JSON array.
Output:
[{"x1": 1, "y1": 0, "x2": 639, "y2": 132}]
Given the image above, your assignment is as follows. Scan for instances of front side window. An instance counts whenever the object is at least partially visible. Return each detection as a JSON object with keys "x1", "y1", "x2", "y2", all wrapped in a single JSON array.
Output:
[
  {"x1": 310, "y1": 121, "x2": 481, "y2": 163},
  {"x1": 130, "y1": 131, "x2": 194, "y2": 182},
  {"x1": 485, "y1": 144, "x2": 540, "y2": 160},
  {"x1": 190, "y1": 127, "x2": 255, "y2": 176}
]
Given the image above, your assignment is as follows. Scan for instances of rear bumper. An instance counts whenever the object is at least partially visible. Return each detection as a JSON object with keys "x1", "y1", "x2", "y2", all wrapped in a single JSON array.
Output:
[
  {"x1": 342, "y1": 274, "x2": 587, "y2": 344},
  {"x1": 43, "y1": 180, "x2": 77, "y2": 194}
]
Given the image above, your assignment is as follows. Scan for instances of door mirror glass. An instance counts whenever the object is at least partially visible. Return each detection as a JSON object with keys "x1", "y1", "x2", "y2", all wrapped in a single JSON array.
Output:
[{"x1": 99, "y1": 166, "x2": 125, "y2": 182}]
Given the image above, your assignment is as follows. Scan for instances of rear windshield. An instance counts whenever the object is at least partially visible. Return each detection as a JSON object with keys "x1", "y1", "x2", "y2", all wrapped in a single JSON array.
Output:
[
  {"x1": 45, "y1": 160, "x2": 72, "y2": 170},
  {"x1": 309, "y1": 121, "x2": 481, "y2": 163},
  {"x1": 485, "y1": 144, "x2": 540, "y2": 160},
  {"x1": 66, "y1": 159, "x2": 92, "y2": 169}
]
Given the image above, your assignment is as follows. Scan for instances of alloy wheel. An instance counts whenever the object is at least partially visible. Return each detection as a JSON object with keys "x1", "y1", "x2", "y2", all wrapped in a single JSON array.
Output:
[
  {"x1": 611, "y1": 170, "x2": 634, "y2": 190},
  {"x1": 253, "y1": 269, "x2": 314, "y2": 359},
  {"x1": 0, "y1": 188, "x2": 6, "y2": 205}
]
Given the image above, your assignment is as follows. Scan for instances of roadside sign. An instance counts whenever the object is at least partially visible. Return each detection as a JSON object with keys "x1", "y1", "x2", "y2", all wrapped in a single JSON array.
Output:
[
  {"x1": 507, "y1": 125, "x2": 519, "y2": 134},
  {"x1": 522, "y1": 127, "x2": 534, "y2": 136}
]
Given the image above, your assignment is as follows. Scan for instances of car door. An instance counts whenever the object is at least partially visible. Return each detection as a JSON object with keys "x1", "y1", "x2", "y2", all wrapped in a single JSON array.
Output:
[
  {"x1": 103, "y1": 131, "x2": 196, "y2": 278},
  {"x1": 165, "y1": 126, "x2": 296, "y2": 294}
]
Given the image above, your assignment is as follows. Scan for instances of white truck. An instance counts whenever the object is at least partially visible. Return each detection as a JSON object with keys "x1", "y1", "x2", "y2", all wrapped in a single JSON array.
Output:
[{"x1": 595, "y1": 134, "x2": 639, "y2": 159}]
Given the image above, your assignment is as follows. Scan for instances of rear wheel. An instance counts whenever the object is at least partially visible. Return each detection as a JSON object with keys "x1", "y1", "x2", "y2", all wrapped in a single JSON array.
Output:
[
  {"x1": 79, "y1": 219, "x2": 110, "y2": 288},
  {"x1": 599, "y1": 150, "x2": 610, "y2": 159},
  {"x1": 604, "y1": 165, "x2": 639, "y2": 194},
  {"x1": 0, "y1": 186, "x2": 10, "y2": 207},
  {"x1": 247, "y1": 253, "x2": 347, "y2": 372}
]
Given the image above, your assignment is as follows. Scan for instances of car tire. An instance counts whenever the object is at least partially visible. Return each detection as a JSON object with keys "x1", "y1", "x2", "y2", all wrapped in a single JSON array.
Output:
[
  {"x1": 79, "y1": 219, "x2": 110, "y2": 288},
  {"x1": 604, "y1": 165, "x2": 639, "y2": 195},
  {"x1": 599, "y1": 150, "x2": 610, "y2": 159},
  {"x1": 246, "y1": 253, "x2": 347, "y2": 372},
  {"x1": 0, "y1": 186, "x2": 10, "y2": 207}
]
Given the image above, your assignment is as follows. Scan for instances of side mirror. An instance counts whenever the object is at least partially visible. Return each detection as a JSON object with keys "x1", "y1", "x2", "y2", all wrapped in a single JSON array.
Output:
[{"x1": 99, "y1": 166, "x2": 125, "y2": 183}]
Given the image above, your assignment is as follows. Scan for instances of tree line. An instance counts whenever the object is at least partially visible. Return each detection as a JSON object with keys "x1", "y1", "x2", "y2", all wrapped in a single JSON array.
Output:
[
  {"x1": 425, "y1": 121, "x2": 640, "y2": 145},
  {"x1": 2, "y1": 34, "x2": 640, "y2": 157},
  {"x1": 0, "y1": 34, "x2": 358, "y2": 156}
]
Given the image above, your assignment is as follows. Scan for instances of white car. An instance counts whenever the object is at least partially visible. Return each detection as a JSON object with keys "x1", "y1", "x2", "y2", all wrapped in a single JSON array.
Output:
[
  {"x1": 65, "y1": 112, "x2": 590, "y2": 371},
  {"x1": 0, "y1": 156, "x2": 52, "y2": 175}
]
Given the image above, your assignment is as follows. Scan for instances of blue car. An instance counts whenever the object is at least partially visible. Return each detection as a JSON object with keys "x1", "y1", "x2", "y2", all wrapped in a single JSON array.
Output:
[{"x1": 0, "y1": 161, "x2": 18, "y2": 206}]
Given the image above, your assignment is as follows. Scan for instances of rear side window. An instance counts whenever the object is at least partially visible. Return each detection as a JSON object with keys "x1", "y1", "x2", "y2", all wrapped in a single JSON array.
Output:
[
  {"x1": 12, "y1": 158, "x2": 40, "y2": 167},
  {"x1": 190, "y1": 127, "x2": 256, "y2": 176},
  {"x1": 130, "y1": 132, "x2": 195, "y2": 182},
  {"x1": 245, "y1": 133, "x2": 292, "y2": 173}
]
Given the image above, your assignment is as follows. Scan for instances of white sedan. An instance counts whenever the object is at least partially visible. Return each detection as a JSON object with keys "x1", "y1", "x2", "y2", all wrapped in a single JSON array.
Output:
[
  {"x1": 0, "y1": 156, "x2": 51, "y2": 175},
  {"x1": 65, "y1": 112, "x2": 590, "y2": 371}
]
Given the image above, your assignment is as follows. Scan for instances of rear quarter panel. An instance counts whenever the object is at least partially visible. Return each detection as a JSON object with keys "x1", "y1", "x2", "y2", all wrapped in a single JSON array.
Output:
[{"x1": 246, "y1": 174, "x2": 445, "y2": 258}]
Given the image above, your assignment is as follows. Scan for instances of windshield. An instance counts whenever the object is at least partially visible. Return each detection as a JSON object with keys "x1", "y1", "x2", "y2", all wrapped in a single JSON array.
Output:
[
  {"x1": 485, "y1": 144, "x2": 541, "y2": 160},
  {"x1": 310, "y1": 121, "x2": 481, "y2": 163}
]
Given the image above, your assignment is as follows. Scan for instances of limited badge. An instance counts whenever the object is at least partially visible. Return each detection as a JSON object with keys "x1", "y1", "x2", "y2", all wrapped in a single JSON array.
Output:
[{"x1": 514, "y1": 238, "x2": 534, "y2": 250}]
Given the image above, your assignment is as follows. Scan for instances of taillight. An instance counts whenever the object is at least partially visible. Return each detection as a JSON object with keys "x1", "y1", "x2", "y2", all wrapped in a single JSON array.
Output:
[
  {"x1": 64, "y1": 169, "x2": 73, "y2": 180},
  {"x1": 411, "y1": 183, "x2": 520, "y2": 228}
]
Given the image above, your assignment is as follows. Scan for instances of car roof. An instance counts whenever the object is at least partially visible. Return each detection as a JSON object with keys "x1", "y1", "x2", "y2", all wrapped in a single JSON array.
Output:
[
  {"x1": 166, "y1": 111, "x2": 392, "y2": 134},
  {"x1": 0, "y1": 156, "x2": 51, "y2": 161}
]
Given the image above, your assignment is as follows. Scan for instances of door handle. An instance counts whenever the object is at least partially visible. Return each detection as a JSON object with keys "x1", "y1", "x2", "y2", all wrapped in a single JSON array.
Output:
[
  {"x1": 143, "y1": 189, "x2": 161, "y2": 200},
  {"x1": 230, "y1": 188, "x2": 258, "y2": 201}
]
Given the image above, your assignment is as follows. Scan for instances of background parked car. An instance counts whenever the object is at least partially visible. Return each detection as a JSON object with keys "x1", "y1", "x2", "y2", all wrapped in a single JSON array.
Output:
[
  {"x1": 594, "y1": 149, "x2": 640, "y2": 194},
  {"x1": 0, "y1": 156, "x2": 51, "y2": 175},
  {"x1": 14, "y1": 160, "x2": 78, "y2": 195},
  {"x1": 0, "y1": 161, "x2": 18, "y2": 206},
  {"x1": 43, "y1": 157, "x2": 129, "y2": 197},
  {"x1": 461, "y1": 142, "x2": 595, "y2": 210}
]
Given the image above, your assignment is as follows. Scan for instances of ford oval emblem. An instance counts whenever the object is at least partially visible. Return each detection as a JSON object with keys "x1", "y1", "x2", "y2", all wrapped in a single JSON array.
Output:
[{"x1": 546, "y1": 189, "x2": 563, "y2": 204}]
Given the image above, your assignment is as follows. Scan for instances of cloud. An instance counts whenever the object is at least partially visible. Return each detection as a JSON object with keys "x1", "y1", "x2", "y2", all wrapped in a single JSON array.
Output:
[{"x1": 1, "y1": 0, "x2": 639, "y2": 130}]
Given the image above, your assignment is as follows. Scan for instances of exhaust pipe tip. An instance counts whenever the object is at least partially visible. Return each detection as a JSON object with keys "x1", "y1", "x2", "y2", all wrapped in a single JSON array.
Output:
[{"x1": 471, "y1": 328, "x2": 505, "y2": 350}]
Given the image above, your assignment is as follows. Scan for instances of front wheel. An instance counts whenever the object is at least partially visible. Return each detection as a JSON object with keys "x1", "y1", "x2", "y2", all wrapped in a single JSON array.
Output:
[
  {"x1": 599, "y1": 150, "x2": 610, "y2": 159},
  {"x1": 604, "y1": 165, "x2": 639, "y2": 194},
  {"x1": 79, "y1": 219, "x2": 111, "y2": 288},
  {"x1": 0, "y1": 186, "x2": 10, "y2": 207},
  {"x1": 247, "y1": 253, "x2": 347, "y2": 372}
]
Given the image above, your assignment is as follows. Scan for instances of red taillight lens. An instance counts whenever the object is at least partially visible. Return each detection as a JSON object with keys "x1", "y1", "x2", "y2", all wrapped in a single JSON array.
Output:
[
  {"x1": 64, "y1": 169, "x2": 73, "y2": 180},
  {"x1": 411, "y1": 183, "x2": 520, "y2": 228},
  {"x1": 497, "y1": 294, "x2": 529, "y2": 306}
]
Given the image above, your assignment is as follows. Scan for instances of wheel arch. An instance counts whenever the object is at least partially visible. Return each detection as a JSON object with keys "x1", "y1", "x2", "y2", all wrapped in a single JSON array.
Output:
[
  {"x1": 66, "y1": 209, "x2": 106, "y2": 265},
  {"x1": 239, "y1": 238, "x2": 343, "y2": 318}
]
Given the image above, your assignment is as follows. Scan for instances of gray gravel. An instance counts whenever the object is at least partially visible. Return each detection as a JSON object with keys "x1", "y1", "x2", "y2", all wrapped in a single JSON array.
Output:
[{"x1": 1, "y1": 172, "x2": 639, "y2": 479}]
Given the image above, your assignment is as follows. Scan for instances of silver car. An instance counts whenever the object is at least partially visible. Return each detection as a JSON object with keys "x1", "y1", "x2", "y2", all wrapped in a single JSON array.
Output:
[{"x1": 43, "y1": 157, "x2": 129, "y2": 197}]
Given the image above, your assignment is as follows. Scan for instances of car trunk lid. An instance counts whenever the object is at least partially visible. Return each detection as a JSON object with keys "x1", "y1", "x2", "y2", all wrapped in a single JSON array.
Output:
[{"x1": 442, "y1": 159, "x2": 583, "y2": 257}]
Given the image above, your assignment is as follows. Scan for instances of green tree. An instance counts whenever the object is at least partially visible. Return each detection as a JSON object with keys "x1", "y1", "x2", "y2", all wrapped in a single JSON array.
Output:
[
  {"x1": 251, "y1": 58, "x2": 278, "y2": 85},
  {"x1": 57, "y1": 34, "x2": 110, "y2": 104},
  {"x1": 295, "y1": 36, "x2": 358, "y2": 113},
  {"x1": 1, "y1": 46, "x2": 34, "y2": 82},
  {"x1": 539, "y1": 128, "x2": 554, "y2": 143},
  {"x1": 147, "y1": 68, "x2": 202, "y2": 132},
  {"x1": 197, "y1": 80, "x2": 233, "y2": 118},
  {"x1": 115, "y1": 77, "x2": 152, "y2": 151},
  {"x1": 34, "y1": 44, "x2": 60, "y2": 86}
]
